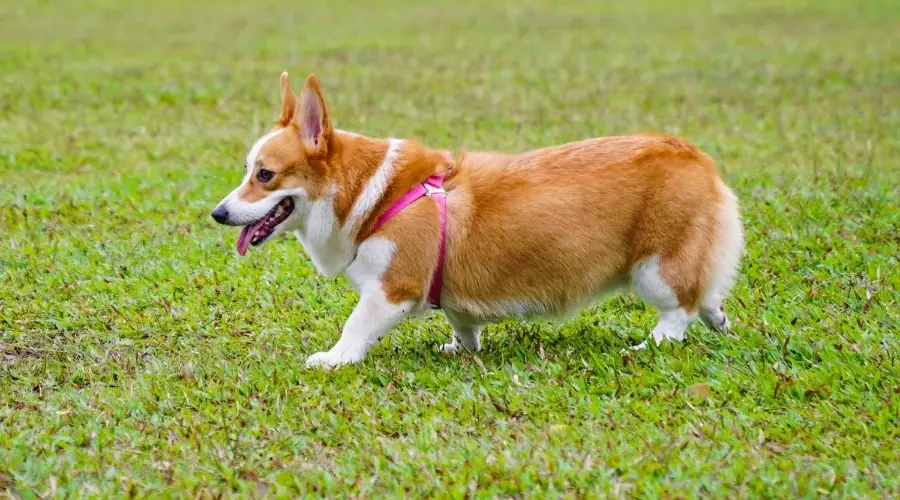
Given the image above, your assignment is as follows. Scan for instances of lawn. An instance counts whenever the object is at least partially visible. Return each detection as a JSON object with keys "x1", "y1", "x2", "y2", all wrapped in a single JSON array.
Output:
[{"x1": 1, "y1": 0, "x2": 899, "y2": 496}]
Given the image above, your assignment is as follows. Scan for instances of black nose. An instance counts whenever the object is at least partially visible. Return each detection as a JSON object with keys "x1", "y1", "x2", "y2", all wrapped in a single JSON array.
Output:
[{"x1": 211, "y1": 206, "x2": 229, "y2": 224}]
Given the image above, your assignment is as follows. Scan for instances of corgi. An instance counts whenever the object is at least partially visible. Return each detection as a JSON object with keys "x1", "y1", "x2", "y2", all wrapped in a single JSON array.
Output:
[{"x1": 211, "y1": 72, "x2": 744, "y2": 368}]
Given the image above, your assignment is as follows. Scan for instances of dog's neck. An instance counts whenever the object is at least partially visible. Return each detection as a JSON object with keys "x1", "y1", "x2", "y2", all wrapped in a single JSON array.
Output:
[
  {"x1": 291, "y1": 132, "x2": 451, "y2": 278},
  {"x1": 291, "y1": 185, "x2": 351, "y2": 278}
]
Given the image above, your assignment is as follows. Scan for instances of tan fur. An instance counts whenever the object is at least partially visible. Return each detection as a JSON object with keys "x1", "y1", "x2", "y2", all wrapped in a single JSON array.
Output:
[
  {"x1": 357, "y1": 141, "x2": 453, "y2": 240},
  {"x1": 353, "y1": 142, "x2": 451, "y2": 304},
  {"x1": 237, "y1": 125, "x2": 329, "y2": 203},
  {"x1": 378, "y1": 200, "x2": 441, "y2": 304},
  {"x1": 237, "y1": 73, "x2": 735, "y2": 323},
  {"x1": 432, "y1": 136, "x2": 723, "y2": 316}
]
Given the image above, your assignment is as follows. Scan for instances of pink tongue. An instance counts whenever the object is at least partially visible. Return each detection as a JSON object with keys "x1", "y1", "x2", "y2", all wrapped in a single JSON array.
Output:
[{"x1": 236, "y1": 221, "x2": 264, "y2": 256}]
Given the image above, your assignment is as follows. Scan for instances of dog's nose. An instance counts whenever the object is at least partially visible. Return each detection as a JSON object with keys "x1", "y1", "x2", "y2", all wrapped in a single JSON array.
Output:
[{"x1": 211, "y1": 206, "x2": 229, "y2": 224}]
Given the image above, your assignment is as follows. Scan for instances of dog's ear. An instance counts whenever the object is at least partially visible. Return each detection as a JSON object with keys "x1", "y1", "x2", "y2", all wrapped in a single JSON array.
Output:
[
  {"x1": 278, "y1": 72, "x2": 298, "y2": 126},
  {"x1": 296, "y1": 74, "x2": 333, "y2": 154}
]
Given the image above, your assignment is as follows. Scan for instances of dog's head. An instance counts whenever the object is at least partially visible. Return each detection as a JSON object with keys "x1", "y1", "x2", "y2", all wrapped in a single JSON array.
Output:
[{"x1": 211, "y1": 73, "x2": 334, "y2": 255}]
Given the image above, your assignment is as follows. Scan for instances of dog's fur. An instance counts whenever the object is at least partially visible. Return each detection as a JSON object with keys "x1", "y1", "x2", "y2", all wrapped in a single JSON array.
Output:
[{"x1": 212, "y1": 73, "x2": 744, "y2": 367}]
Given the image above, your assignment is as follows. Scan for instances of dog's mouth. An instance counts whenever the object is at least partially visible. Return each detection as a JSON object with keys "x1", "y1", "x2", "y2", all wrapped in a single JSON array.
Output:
[{"x1": 236, "y1": 197, "x2": 295, "y2": 256}]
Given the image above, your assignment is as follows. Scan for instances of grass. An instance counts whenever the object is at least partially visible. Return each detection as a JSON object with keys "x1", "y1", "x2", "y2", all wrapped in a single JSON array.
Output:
[{"x1": 1, "y1": 0, "x2": 899, "y2": 496}]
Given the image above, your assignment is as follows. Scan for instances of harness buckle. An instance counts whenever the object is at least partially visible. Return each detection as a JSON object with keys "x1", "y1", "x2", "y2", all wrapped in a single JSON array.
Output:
[{"x1": 423, "y1": 179, "x2": 445, "y2": 196}]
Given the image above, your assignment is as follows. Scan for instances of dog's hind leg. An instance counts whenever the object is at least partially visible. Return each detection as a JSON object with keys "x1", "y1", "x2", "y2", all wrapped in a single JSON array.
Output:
[
  {"x1": 439, "y1": 310, "x2": 483, "y2": 354},
  {"x1": 699, "y1": 294, "x2": 730, "y2": 332},
  {"x1": 699, "y1": 183, "x2": 743, "y2": 333},
  {"x1": 629, "y1": 254, "x2": 699, "y2": 350}
]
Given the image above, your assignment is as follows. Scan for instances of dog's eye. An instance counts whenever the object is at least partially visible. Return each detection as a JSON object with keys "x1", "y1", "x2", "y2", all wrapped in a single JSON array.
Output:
[{"x1": 257, "y1": 169, "x2": 274, "y2": 182}]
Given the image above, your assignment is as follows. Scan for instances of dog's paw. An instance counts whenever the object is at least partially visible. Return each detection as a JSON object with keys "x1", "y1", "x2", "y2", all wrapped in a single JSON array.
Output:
[
  {"x1": 700, "y1": 308, "x2": 731, "y2": 332},
  {"x1": 624, "y1": 328, "x2": 685, "y2": 352},
  {"x1": 305, "y1": 350, "x2": 361, "y2": 369},
  {"x1": 439, "y1": 341, "x2": 463, "y2": 355},
  {"x1": 438, "y1": 338, "x2": 481, "y2": 355},
  {"x1": 623, "y1": 340, "x2": 650, "y2": 353},
  {"x1": 714, "y1": 316, "x2": 731, "y2": 332}
]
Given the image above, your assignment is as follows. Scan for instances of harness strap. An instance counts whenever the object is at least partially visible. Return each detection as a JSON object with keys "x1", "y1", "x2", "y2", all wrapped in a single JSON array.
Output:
[{"x1": 370, "y1": 175, "x2": 447, "y2": 308}]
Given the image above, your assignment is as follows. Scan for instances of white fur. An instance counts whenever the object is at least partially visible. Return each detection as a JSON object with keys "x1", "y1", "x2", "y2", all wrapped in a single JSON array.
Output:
[
  {"x1": 305, "y1": 293, "x2": 412, "y2": 368},
  {"x1": 693, "y1": 181, "x2": 743, "y2": 332},
  {"x1": 246, "y1": 129, "x2": 284, "y2": 174},
  {"x1": 344, "y1": 237, "x2": 397, "y2": 291},
  {"x1": 306, "y1": 238, "x2": 414, "y2": 368},
  {"x1": 344, "y1": 138, "x2": 403, "y2": 235},
  {"x1": 630, "y1": 307, "x2": 697, "y2": 351},
  {"x1": 440, "y1": 310, "x2": 482, "y2": 354},
  {"x1": 700, "y1": 301, "x2": 730, "y2": 332},
  {"x1": 651, "y1": 308, "x2": 695, "y2": 343},
  {"x1": 630, "y1": 255, "x2": 679, "y2": 310},
  {"x1": 703, "y1": 181, "x2": 744, "y2": 310},
  {"x1": 215, "y1": 128, "x2": 303, "y2": 227},
  {"x1": 443, "y1": 278, "x2": 628, "y2": 323},
  {"x1": 218, "y1": 186, "x2": 306, "y2": 227},
  {"x1": 294, "y1": 139, "x2": 404, "y2": 277},
  {"x1": 445, "y1": 297, "x2": 553, "y2": 322},
  {"x1": 292, "y1": 186, "x2": 354, "y2": 277},
  {"x1": 627, "y1": 254, "x2": 697, "y2": 350},
  {"x1": 438, "y1": 279, "x2": 631, "y2": 356}
]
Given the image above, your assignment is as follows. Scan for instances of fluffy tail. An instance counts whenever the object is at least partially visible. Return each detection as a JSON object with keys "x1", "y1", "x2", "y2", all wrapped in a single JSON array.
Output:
[{"x1": 704, "y1": 180, "x2": 744, "y2": 304}]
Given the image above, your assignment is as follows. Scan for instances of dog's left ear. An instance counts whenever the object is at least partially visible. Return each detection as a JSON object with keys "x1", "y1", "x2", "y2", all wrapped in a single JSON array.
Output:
[
  {"x1": 278, "y1": 71, "x2": 298, "y2": 126},
  {"x1": 296, "y1": 74, "x2": 333, "y2": 154}
]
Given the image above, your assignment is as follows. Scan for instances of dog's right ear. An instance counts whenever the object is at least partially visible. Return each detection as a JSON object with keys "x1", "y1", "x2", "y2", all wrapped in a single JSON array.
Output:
[{"x1": 277, "y1": 72, "x2": 298, "y2": 126}]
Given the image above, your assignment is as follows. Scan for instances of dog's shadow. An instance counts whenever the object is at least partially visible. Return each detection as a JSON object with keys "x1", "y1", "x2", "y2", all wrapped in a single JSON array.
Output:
[{"x1": 374, "y1": 300, "x2": 680, "y2": 374}]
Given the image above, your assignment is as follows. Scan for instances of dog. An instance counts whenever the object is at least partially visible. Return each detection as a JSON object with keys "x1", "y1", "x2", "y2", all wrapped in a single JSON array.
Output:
[{"x1": 211, "y1": 72, "x2": 744, "y2": 368}]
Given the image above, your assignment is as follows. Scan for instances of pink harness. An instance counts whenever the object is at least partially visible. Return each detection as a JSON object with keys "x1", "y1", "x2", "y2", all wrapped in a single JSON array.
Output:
[{"x1": 370, "y1": 175, "x2": 447, "y2": 308}]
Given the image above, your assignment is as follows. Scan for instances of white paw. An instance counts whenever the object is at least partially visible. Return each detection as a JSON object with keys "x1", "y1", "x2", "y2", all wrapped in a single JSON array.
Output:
[
  {"x1": 305, "y1": 350, "x2": 362, "y2": 369},
  {"x1": 626, "y1": 340, "x2": 650, "y2": 352},
  {"x1": 651, "y1": 327, "x2": 686, "y2": 345},
  {"x1": 623, "y1": 333, "x2": 676, "y2": 353},
  {"x1": 439, "y1": 338, "x2": 480, "y2": 355},
  {"x1": 700, "y1": 307, "x2": 731, "y2": 332},
  {"x1": 439, "y1": 342, "x2": 460, "y2": 354},
  {"x1": 717, "y1": 317, "x2": 731, "y2": 332}
]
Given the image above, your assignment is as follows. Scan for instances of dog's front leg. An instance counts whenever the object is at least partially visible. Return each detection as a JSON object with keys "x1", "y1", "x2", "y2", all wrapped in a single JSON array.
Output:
[{"x1": 305, "y1": 293, "x2": 410, "y2": 369}]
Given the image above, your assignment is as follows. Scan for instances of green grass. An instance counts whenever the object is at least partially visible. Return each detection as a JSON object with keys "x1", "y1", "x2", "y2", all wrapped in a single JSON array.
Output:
[{"x1": 1, "y1": 0, "x2": 899, "y2": 496}]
